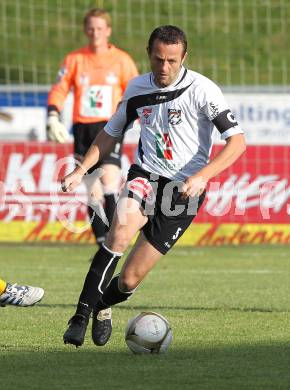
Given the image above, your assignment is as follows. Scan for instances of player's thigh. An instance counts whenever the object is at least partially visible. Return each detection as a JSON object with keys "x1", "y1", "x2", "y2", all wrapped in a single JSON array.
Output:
[
  {"x1": 119, "y1": 232, "x2": 163, "y2": 291},
  {"x1": 83, "y1": 175, "x2": 103, "y2": 201},
  {"x1": 105, "y1": 196, "x2": 148, "y2": 253},
  {"x1": 100, "y1": 163, "x2": 121, "y2": 193}
]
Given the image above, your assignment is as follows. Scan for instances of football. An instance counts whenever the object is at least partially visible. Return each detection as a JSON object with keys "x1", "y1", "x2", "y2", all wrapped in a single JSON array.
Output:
[{"x1": 125, "y1": 311, "x2": 173, "y2": 354}]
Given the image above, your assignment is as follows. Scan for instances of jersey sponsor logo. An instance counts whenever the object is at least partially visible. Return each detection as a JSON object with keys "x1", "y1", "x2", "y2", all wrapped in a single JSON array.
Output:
[
  {"x1": 80, "y1": 85, "x2": 113, "y2": 117},
  {"x1": 89, "y1": 88, "x2": 103, "y2": 109},
  {"x1": 141, "y1": 107, "x2": 152, "y2": 124},
  {"x1": 127, "y1": 177, "x2": 155, "y2": 204},
  {"x1": 168, "y1": 109, "x2": 182, "y2": 125},
  {"x1": 155, "y1": 95, "x2": 167, "y2": 101},
  {"x1": 155, "y1": 133, "x2": 173, "y2": 160}
]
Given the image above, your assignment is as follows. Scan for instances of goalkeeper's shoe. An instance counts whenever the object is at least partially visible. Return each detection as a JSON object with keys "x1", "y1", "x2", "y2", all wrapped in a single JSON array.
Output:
[
  {"x1": 92, "y1": 308, "x2": 112, "y2": 346},
  {"x1": 63, "y1": 314, "x2": 89, "y2": 347},
  {"x1": 0, "y1": 283, "x2": 44, "y2": 307}
]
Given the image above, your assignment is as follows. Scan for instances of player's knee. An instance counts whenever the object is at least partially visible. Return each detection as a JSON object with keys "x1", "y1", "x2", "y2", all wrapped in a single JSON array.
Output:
[
  {"x1": 119, "y1": 271, "x2": 139, "y2": 292},
  {"x1": 90, "y1": 190, "x2": 102, "y2": 202},
  {"x1": 105, "y1": 225, "x2": 130, "y2": 253}
]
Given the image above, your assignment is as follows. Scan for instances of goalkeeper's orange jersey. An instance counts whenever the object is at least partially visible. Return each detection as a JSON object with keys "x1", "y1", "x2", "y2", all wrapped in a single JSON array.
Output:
[{"x1": 48, "y1": 45, "x2": 138, "y2": 124}]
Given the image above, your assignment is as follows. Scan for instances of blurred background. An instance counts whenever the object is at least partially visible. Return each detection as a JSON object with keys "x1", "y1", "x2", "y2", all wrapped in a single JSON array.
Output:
[
  {"x1": 1, "y1": 0, "x2": 289, "y2": 85},
  {"x1": 0, "y1": 0, "x2": 289, "y2": 245}
]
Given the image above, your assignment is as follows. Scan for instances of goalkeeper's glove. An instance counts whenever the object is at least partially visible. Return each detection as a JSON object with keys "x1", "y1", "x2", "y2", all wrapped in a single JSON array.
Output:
[{"x1": 46, "y1": 113, "x2": 69, "y2": 143}]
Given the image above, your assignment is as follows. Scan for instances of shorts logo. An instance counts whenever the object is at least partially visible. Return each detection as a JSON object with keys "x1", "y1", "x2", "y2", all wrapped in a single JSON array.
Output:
[
  {"x1": 155, "y1": 133, "x2": 173, "y2": 160},
  {"x1": 141, "y1": 107, "x2": 152, "y2": 124},
  {"x1": 127, "y1": 177, "x2": 155, "y2": 204},
  {"x1": 168, "y1": 109, "x2": 182, "y2": 125},
  {"x1": 172, "y1": 227, "x2": 182, "y2": 240}
]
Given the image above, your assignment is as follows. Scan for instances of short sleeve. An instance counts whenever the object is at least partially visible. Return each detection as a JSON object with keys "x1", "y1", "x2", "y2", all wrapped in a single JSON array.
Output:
[
  {"x1": 104, "y1": 99, "x2": 129, "y2": 138},
  {"x1": 201, "y1": 82, "x2": 244, "y2": 140}
]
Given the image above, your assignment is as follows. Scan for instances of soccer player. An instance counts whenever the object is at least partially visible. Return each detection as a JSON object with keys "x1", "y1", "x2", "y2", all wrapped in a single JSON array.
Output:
[
  {"x1": 61, "y1": 25, "x2": 246, "y2": 347},
  {"x1": 0, "y1": 278, "x2": 44, "y2": 307},
  {"x1": 47, "y1": 8, "x2": 138, "y2": 246}
]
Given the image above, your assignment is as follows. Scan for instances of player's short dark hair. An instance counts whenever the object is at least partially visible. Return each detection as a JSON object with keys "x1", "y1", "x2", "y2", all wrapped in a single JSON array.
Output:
[{"x1": 148, "y1": 25, "x2": 187, "y2": 56}]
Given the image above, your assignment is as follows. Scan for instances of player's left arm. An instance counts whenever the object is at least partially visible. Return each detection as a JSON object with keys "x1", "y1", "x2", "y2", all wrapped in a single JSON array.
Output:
[{"x1": 182, "y1": 82, "x2": 246, "y2": 198}]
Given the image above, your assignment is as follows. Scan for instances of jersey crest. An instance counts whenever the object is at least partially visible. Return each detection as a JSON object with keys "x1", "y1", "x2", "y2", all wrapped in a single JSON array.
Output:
[{"x1": 168, "y1": 109, "x2": 182, "y2": 125}]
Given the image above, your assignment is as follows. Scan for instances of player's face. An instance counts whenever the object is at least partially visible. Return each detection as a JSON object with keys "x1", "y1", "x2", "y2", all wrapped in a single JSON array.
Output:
[
  {"x1": 84, "y1": 17, "x2": 111, "y2": 49},
  {"x1": 149, "y1": 39, "x2": 187, "y2": 87}
]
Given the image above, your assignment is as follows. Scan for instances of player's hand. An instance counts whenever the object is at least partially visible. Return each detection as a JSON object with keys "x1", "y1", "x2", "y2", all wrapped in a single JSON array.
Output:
[
  {"x1": 181, "y1": 175, "x2": 207, "y2": 199},
  {"x1": 61, "y1": 170, "x2": 84, "y2": 193},
  {"x1": 47, "y1": 115, "x2": 69, "y2": 143}
]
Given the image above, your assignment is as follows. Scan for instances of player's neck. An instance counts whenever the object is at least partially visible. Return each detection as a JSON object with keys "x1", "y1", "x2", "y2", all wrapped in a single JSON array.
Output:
[{"x1": 89, "y1": 43, "x2": 110, "y2": 55}]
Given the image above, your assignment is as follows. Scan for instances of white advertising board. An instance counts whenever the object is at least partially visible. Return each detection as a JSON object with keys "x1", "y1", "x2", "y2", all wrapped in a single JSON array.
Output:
[{"x1": 221, "y1": 93, "x2": 290, "y2": 145}]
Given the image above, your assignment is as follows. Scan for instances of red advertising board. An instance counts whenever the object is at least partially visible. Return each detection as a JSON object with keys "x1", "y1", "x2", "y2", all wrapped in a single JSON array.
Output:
[{"x1": 0, "y1": 142, "x2": 289, "y2": 245}]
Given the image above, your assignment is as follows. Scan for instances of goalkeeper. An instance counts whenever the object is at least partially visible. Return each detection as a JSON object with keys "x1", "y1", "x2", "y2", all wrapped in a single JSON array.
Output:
[{"x1": 47, "y1": 8, "x2": 138, "y2": 246}]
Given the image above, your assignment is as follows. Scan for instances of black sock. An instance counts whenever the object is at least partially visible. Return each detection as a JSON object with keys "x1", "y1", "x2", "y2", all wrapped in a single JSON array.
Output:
[
  {"x1": 76, "y1": 245, "x2": 122, "y2": 317},
  {"x1": 87, "y1": 204, "x2": 107, "y2": 245},
  {"x1": 104, "y1": 193, "x2": 117, "y2": 226},
  {"x1": 95, "y1": 275, "x2": 134, "y2": 312}
]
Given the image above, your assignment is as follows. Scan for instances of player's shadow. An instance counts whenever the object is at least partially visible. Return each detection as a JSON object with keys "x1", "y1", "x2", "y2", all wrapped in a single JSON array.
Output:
[
  {"x1": 39, "y1": 303, "x2": 288, "y2": 313},
  {"x1": 1, "y1": 342, "x2": 290, "y2": 389}
]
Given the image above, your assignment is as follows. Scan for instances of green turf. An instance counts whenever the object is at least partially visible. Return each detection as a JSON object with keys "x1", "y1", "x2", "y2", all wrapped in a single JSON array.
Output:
[{"x1": 1, "y1": 244, "x2": 290, "y2": 389}]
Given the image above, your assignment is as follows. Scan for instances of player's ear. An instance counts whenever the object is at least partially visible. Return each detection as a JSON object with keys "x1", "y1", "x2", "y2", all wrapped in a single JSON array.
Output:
[
  {"x1": 106, "y1": 26, "x2": 112, "y2": 38},
  {"x1": 181, "y1": 51, "x2": 188, "y2": 65}
]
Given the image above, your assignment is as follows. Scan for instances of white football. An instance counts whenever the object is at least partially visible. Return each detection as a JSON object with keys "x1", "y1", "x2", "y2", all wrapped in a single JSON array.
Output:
[{"x1": 125, "y1": 311, "x2": 173, "y2": 354}]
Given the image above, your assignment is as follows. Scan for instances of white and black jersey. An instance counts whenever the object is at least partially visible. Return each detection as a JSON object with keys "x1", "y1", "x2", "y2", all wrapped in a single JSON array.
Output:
[{"x1": 104, "y1": 66, "x2": 243, "y2": 181}]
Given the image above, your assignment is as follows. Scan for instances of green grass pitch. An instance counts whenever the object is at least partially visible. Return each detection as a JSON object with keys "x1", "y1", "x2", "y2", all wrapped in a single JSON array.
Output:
[{"x1": 1, "y1": 244, "x2": 290, "y2": 389}]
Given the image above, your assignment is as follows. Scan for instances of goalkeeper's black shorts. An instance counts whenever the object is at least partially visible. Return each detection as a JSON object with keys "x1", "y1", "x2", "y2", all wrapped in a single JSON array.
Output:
[{"x1": 73, "y1": 121, "x2": 123, "y2": 173}]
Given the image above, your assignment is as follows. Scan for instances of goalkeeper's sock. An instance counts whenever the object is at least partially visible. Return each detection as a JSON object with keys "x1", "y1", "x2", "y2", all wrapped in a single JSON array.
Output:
[
  {"x1": 0, "y1": 279, "x2": 7, "y2": 296},
  {"x1": 95, "y1": 275, "x2": 135, "y2": 311},
  {"x1": 104, "y1": 193, "x2": 117, "y2": 226},
  {"x1": 87, "y1": 204, "x2": 107, "y2": 246},
  {"x1": 76, "y1": 245, "x2": 123, "y2": 318}
]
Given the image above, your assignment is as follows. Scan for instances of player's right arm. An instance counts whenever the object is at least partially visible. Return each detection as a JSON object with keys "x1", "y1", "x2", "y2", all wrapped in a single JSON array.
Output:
[
  {"x1": 47, "y1": 54, "x2": 75, "y2": 143},
  {"x1": 61, "y1": 96, "x2": 130, "y2": 193},
  {"x1": 61, "y1": 130, "x2": 118, "y2": 192}
]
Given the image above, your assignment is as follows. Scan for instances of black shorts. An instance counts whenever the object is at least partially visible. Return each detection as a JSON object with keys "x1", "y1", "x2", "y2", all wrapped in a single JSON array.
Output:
[
  {"x1": 125, "y1": 164, "x2": 206, "y2": 255},
  {"x1": 73, "y1": 122, "x2": 123, "y2": 173}
]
